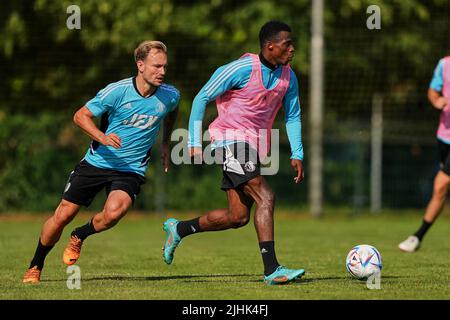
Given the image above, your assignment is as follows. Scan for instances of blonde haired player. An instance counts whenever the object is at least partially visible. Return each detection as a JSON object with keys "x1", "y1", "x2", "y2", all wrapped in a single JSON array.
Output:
[{"x1": 23, "y1": 41, "x2": 179, "y2": 283}]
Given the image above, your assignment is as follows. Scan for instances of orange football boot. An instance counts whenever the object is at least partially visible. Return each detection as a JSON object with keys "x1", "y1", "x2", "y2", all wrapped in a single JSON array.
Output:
[
  {"x1": 22, "y1": 266, "x2": 41, "y2": 284},
  {"x1": 63, "y1": 235, "x2": 83, "y2": 265}
]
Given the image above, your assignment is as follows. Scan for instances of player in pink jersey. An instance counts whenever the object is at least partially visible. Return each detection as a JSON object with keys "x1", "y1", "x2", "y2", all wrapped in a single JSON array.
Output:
[
  {"x1": 399, "y1": 56, "x2": 450, "y2": 252},
  {"x1": 163, "y1": 21, "x2": 305, "y2": 285}
]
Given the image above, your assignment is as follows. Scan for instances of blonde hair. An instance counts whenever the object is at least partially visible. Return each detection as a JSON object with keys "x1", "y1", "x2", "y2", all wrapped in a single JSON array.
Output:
[{"x1": 134, "y1": 40, "x2": 167, "y2": 62}]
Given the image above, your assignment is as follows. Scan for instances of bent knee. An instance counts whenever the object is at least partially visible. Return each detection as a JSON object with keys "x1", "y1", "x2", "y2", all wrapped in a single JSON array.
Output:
[
  {"x1": 102, "y1": 205, "x2": 128, "y2": 227},
  {"x1": 53, "y1": 201, "x2": 79, "y2": 226},
  {"x1": 434, "y1": 187, "x2": 448, "y2": 199},
  {"x1": 229, "y1": 214, "x2": 250, "y2": 229},
  {"x1": 434, "y1": 180, "x2": 449, "y2": 197}
]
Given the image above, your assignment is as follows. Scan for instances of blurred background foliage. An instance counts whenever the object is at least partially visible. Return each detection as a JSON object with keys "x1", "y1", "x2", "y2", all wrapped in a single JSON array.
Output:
[{"x1": 1, "y1": 0, "x2": 450, "y2": 212}]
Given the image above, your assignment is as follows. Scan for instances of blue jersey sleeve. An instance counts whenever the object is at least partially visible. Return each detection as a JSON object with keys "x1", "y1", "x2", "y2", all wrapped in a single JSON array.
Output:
[
  {"x1": 86, "y1": 83, "x2": 125, "y2": 117},
  {"x1": 283, "y1": 70, "x2": 304, "y2": 160},
  {"x1": 163, "y1": 84, "x2": 181, "y2": 112},
  {"x1": 188, "y1": 57, "x2": 253, "y2": 147},
  {"x1": 430, "y1": 59, "x2": 444, "y2": 92},
  {"x1": 170, "y1": 91, "x2": 180, "y2": 111}
]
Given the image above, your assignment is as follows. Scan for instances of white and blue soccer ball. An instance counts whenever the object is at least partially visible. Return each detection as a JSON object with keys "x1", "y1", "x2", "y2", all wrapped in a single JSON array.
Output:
[{"x1": 346, "y1": 244, "x2": 382, "y2": 280}]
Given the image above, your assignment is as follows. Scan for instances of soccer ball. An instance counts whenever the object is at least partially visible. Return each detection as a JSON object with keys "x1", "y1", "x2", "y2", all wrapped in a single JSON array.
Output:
[{"x1": 346, "y1": 244, "x2": 382, "y2": 280}]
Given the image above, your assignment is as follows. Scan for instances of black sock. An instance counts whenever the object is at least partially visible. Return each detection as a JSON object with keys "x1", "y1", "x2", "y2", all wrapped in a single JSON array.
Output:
[
  {"x1": 71, "y1": 218, "x2": 97, "y2": 241},
  {"x1": 259, "y1": 241, "x2": 280, "y2": 276},
  {"x1": 29, "y1": 238, "x2": 54, "y2": 270},
  {"x1": 414, "y1": 219, "x2": 433, "y2": 241},
  {"x1": 176, "y1": 218, "x2": 202, "y2": 238}
]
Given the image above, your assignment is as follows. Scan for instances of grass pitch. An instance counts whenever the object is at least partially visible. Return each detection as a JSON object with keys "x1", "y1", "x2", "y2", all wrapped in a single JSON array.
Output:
[{"x1": 1, "y1": 210, "x2": 450, "y2": 300}]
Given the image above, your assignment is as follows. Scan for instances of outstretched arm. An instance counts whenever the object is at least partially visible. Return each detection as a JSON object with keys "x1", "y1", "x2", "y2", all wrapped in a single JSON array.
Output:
[{"x1": 73, "y1": 106, "x2": 121, "y2": 148}]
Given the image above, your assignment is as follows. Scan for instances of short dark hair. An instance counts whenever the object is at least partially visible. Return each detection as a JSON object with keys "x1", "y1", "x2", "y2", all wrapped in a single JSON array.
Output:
[{"x1": 259, "y1": 20, "x2": 292, "y2": 49}]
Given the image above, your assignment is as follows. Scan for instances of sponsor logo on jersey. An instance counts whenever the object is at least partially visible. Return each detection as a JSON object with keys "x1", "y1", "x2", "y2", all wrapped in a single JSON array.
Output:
[{"x1": 123, "y1": 113, "x2": 159, "y2": 129}]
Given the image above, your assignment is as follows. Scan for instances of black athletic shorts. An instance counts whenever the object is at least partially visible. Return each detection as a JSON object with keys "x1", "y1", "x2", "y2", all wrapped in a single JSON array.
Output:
[
  {"x1": 214, "y1": 142, "x2": 261, "y2": 190},
  {"x1": 62, "y1": 160, "x2": 146, "y2": 207},
  {"x1": 438, "y1": 139, "x2": 450, "y2": 176}
]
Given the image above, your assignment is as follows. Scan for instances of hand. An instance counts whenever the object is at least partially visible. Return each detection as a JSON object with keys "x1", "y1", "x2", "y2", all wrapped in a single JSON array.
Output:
[
  {"x1": 99, "y1": 133, "x2": 121, "y2": 149},
  {"x1": 161, "y1": 143, "x2": 170, "y2": 173},
  {"x1": 435, "y1": 97, "x2": 448, "y2": 110},
  {"x1": 189, "y1": 147, "x2": 203, "y2": 164},
  {"x1": 291, "y1": 159, "x2": 304, "y2": 184}
]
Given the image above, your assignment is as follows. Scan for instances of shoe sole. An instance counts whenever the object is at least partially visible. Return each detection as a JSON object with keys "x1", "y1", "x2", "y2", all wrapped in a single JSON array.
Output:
[
  {"x1": 23, "y1": 279, "x2": 40, "y2": 284},
  {"x1": 162, "y1": 222, "x2": 174, "y2": 265},
  {"x1": 399, "y1": 246, "x2": 418, "y2": 253},
  {"x1": 63, "y1": 258, "x2": 78, "y2": 265},
  {"x1": 265, "y1": 270, "x2": 306, "y2": 285}
]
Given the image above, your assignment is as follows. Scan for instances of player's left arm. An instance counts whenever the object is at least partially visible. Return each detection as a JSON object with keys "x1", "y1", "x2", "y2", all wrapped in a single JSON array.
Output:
[
  {"x1": 283, "y1": 70, "x2": 304, "y2": 184},
  {"x1": 161, "y1": 91, "x2": 180, "y2": 172}
]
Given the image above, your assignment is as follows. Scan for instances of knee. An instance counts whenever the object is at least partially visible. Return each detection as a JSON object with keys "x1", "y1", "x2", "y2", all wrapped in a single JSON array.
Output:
[
  {"x1": 53, "y1": 201, "x2": 78, "y2": 227},
  {"x1": 229, "y1": 211, "x2": 250, "y2": 229},
  {"x1": 246, "y1": 178, "x2": 275, "y2": 211},
  {"x1": 434, "y1": 183, "x2": 449, "y2": 198},
  {"x1": 102, "y1": 203, "x2": 127, "y2": 228},
  {"x1": 258, "y1": 190, "x2": 275, "y2": 211}
]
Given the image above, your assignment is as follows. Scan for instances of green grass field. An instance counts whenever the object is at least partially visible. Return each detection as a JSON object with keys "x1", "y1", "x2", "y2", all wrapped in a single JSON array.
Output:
[{"x1": 1, "y1": 211, "x2": 450, "y2": 300}]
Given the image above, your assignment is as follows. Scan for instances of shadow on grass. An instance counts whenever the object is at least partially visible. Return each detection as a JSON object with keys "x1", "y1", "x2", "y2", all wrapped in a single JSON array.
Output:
[
  {"x1": 41, "y1": 274, "x2": 259, "y2": 283},
  {"x1": 301, "y1": 275, "x2": 404, "y2": 283},
  {"x1": 41, "y1": 274, "x2": 404, "y2": 284}
]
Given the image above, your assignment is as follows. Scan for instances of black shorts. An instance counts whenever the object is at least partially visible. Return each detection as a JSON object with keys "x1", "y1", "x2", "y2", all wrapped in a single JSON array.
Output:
[
  {"x1": 214, "y1": 142, "x2": 261, "y2": 190},
  {"x1": 62, "y1": 160, "x2": 146, "y2": 207},
  {"x1": 438, "y1": 139, "x2": 450, "y2": 176}
]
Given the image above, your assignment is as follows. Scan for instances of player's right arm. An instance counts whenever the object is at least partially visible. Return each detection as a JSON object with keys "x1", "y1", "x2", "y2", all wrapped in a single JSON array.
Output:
[
  {"x1": 428, "y1": 59, "x2": 448, "y2": 110},
  {"x1": 73, "y1": 106, "x2": 122, "y2": 149},
  {"x1": 188, "y1": 57, "x2": 253, "y2": 157},
  {"x1": 74, "y1": 83, "x2": 126, "y2": 149}
]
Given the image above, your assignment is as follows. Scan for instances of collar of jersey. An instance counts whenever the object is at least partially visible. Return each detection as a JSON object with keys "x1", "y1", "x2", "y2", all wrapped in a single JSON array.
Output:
[{"x1": 132, "y1": 76, "x2": 159, "y2": 98}]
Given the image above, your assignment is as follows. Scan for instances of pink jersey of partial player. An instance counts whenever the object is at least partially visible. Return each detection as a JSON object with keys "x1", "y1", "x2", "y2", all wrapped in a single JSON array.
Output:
[
  {"x1": 208, "y1": 53, "x2": 290, "y2": 159},
  {"x1": 437, "y1": 56, "x2": 450, "y2": 141}
]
